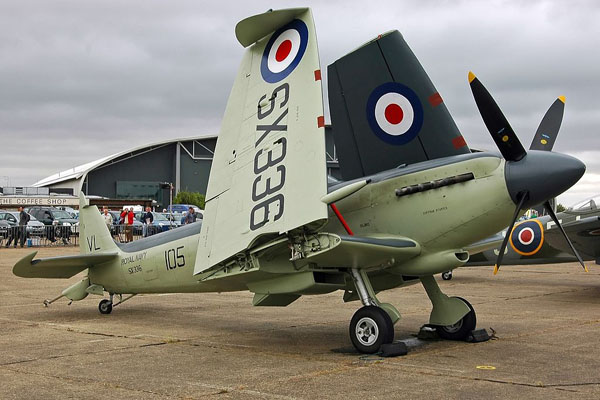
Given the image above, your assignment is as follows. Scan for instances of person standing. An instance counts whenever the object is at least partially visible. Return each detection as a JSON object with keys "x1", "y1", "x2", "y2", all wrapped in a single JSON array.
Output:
[
  {"x1": 142, "y1": 206, "x2": 154, "y2": 237},
  {"x1": 16, "y1": 207, "x2": 30, "y2": 248},
  {"x1": 121, "y1": 208, "x2": 130, "y2": 242},
  {"x1": 184, "y1": 207, "x2": 197, "y2": 224},
  {"x1": 126, "y1": 207, "x2": 135, "y2": 242},
  {"x1": 102, "y1": 207, "x2": 113, "y2": 236}
]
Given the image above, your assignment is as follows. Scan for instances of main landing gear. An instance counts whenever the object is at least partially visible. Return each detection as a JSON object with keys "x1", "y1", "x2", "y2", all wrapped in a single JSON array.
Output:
[
  {"x1": 98, "y1": 293, "x2": 137, "y2": 315},
  {"x1": 420, "y1": 276, "x2": 476, "y2": 340},
  {"x1": 347, "y1": 270, "x2": 476, "y2": 354},
  {"x1": 348, "y1": 269, "x2": 399, "y2": 354},
  {"x1": 441, "y1": 270, "x2": 453, "y2": 280}
]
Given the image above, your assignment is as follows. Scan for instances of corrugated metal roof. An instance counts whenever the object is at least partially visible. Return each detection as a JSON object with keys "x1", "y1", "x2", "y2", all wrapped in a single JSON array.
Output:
[{"x1": 33, "y1": 134, "x2": 217, "y2": 187}]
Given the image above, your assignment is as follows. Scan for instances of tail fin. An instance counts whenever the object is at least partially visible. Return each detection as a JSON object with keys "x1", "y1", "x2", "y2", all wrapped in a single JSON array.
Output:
[{"x1": 78, "y1": 193, "x2": 118, "y2": 254}]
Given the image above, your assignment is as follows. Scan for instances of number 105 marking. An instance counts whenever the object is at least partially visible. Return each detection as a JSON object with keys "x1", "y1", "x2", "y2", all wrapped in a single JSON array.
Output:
[{"x1": 165, "y1": 246, "x2": 185, "y2": 270}]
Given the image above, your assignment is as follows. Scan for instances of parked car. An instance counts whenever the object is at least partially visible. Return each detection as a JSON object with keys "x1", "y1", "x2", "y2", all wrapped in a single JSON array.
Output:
[
  {"x1": 135, "y1": 211, "x2": 172, "y2": 233},
  {"x1": 160, "y1": 212, "x2": 183, "y2": 227},
  {"x1": 0, "y1": 210, "x2": 46, "y2": 236},
  {"x1": 0, "y1": 220, "x2": 10, "y2": 238},
  {"x1": 28, "y1": 207, "x2": 78, "y2": 243},
  {"x1": 29, "y1": 207, "x2": 78, "y2": 229},
  {"x1": 169, "y1": 204, "x2": 203, "y2": 214}
]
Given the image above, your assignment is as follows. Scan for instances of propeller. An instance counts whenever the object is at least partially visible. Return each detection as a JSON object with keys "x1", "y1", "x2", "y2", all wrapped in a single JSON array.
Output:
[
  {"x1": 543, "y1": 200, "x2": 588, "y2": 272},
  {"x1": 493, "y1": 191, "x2": 528, "y2": 275},
  {"x1": 468, "y1": 72, "x2": 526, "y2": 161},
  {"x1": 468, "y1": 72, "x2": 586, "y2": 274},
  {"x1": 530, "y1": 96, "x2": 565, "y2": 151}
]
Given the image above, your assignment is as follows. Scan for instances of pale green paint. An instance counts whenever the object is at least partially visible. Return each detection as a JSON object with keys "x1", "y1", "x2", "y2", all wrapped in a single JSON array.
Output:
[
  {"x1": 420, "y1": 276, "x2": 470, "y2": 326},
  {"x1": 196, "y1": 8, "x2": 328, "y2": 273}
]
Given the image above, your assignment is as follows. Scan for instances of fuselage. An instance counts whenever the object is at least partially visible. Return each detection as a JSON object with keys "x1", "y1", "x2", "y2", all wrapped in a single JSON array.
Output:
[{"x1": 89, "y1": 152, "x2": 517, "y2": 295}]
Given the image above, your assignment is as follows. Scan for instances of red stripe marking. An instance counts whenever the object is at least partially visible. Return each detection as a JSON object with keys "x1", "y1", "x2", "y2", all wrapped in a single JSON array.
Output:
[
  {"x1": 330, "y1": 203, "x2": 353, "y2": 235},
  {"x1": 452, "y1": 135, "x2": 467, "y2": 149},
  {"x1": 314, "y1": 69, "x2": 321, "y2": 81},
  {"x1": 317, "y1": 115, "x2": 325, "y2": 128},
  {"x1": 428, "y1": 92, "x2": 443, "y2": 107}
]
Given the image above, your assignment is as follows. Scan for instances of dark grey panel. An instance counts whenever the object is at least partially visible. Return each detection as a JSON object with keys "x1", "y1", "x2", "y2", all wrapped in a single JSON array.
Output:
[
  {"x1": 378, "y1": 32, "x2": 469, "y2": 160},
  {"x1": 87, "y1": 144, "x2": 176, "y2": 198},
  {"x1": 329, "y1": 38, "x2": 429, "y2": 180},
  {"x1": 180, "y1": 157, "x2": 211, "y2": 194},
  {"x1": 328, "y1": 65, "x2": 366, "y2": 179},
  {"x1": 327, "y1": 30, "x2": 469, "y2": 181}
]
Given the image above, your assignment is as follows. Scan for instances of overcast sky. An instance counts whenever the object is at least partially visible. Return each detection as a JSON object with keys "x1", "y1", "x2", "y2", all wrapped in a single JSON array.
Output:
[{"x1": 0, "y1": 0, "x2": 598, "y2": 205}]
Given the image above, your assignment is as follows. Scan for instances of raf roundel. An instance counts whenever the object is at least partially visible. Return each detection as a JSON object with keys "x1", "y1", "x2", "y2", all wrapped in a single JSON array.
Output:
[
  {"x1": 260, "y1": 19, "x2": 309, "y2": 83},
  {"x1": 509, "y1": 219, "x2": 544, "y2": 256},
  {"x1": 366, "y1": 82, "x2": 424, "y2": 145}
]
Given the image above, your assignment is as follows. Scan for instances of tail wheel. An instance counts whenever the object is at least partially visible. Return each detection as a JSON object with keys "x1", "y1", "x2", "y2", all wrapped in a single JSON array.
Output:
[
  {"x1": 441, "y1": 271, "x2": 453, "y2": 280},
  {"x1": 349, "y1": 306, "x2": 394, "y2": 354},
  {"x1": 436, "y1": 297, "x2": 476, "y2": 341},
  {"x1": 98, "y1": 299, "x2": 113, "y2": 315}
]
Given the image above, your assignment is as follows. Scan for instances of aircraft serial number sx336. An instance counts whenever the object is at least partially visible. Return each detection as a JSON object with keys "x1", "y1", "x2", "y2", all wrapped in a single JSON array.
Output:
[{"x1": 14, "y1": 7, "x2": 586, "y2": 354}]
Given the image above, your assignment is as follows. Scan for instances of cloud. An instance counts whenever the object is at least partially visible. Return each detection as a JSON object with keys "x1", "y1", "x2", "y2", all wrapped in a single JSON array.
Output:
[{"x1": 1, "y1": 0, "x2": 599, "y2": 205}]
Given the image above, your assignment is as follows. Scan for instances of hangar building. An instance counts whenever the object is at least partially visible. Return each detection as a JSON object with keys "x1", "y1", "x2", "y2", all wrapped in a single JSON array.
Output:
[{"x1": 33, "y1": 132, "x2": 340, "y2": 208}]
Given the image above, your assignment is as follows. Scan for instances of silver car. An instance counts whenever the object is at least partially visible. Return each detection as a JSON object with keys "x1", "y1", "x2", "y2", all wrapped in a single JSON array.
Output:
[{"x1": 0, "y1": 210, "x2": 46, "y2": 236}]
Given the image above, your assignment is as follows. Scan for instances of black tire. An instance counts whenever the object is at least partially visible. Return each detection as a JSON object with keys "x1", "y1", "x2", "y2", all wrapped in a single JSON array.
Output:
[
  {"x1": 436, "y1": 297, "x2": 476, "y2": 341},
  {"x1": 349, "y1": 306, "x2": 394, "y2": 354},
  {"x1": 442, "y1": 271, "x2": 453, "y2": 281},
  {"x1": 98, "y1": 299, "x2": 113, "y2": 315}
]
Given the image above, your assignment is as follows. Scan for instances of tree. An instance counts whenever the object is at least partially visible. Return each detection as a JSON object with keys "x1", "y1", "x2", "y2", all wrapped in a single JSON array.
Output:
[
  {"x1": 174, "y1": 191, "x2": 205, "y2": 209},
  {"x1": 556, "y1": 203, "x2": 566, "y2": 213}
]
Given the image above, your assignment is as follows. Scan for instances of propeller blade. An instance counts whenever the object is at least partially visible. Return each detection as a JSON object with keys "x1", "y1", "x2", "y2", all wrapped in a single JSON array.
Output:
[
  {"x1": 543, "y1": 200, "x2": 588, "y2": 272},
  {"x1": 494, "y1": 191, "x2": 528, "y2": 275},
  {"x1": 530, "y1": 96, "x2": 566, "y2": 151},
  {"x1": 468, "y1": 71, "x2": 527, "y2": 162}
]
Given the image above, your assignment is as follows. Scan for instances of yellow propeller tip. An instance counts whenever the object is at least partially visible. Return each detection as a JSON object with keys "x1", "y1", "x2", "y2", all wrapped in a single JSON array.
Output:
[
  {"x1": 585, "y1": 266, "x2": 589, "y2": 273},
  {"x1": 493, "y1": 265, "x2": 499, "y2": 275},
  {"x1": 468, "y1": 71, "x2": 476, "y2": 83},
  {"x1": 558, "y1": 95, "x2": 566, "y2": 103}
]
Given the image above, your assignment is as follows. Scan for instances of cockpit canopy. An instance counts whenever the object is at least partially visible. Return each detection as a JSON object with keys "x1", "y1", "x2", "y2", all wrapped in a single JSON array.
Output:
[{"x1": 568, "y1": 195, "x2": 600, "y2": 211}]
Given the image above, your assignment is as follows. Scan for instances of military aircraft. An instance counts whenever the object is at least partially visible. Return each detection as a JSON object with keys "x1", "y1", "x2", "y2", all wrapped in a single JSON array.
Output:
[
  {"x1": 464, "y1": 195, "x2": 600, "y2": 269},
  {"x1": 13, "y1": 7, "x2": 587, "y2": 354}
]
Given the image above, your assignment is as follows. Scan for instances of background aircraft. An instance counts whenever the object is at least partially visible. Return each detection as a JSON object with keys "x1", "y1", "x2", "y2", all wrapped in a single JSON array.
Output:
[
  {"x1": 13, "y1": 7, "x2": 586, "y2": 354},
  {"x1": 459, "y1": 195, "x2": 600, "y2": 274}
]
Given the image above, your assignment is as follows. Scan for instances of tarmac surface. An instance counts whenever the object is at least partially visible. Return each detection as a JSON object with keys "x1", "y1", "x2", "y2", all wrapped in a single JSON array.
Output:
[{"x1": 1, "y1": 247, "x2": 600, "y2": 399}]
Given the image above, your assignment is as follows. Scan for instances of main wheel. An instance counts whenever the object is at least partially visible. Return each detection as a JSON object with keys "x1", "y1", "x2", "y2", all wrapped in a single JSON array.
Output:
[
  {"x1": 349, "y1": 306, "x2": 394, "y2": 354},
  {"x1": 442, "y1": 271, "x2": 453, "y2": 280},
  {"x1": 98, "y1": 299, "x2": 113, "y2": 315},
  {"x1": 436, "y1": 297, "x2": 476, "y2": 341}
]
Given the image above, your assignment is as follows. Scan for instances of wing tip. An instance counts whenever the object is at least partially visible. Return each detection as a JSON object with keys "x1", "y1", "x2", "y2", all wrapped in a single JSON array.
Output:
[{"x1": 12, "y1": 251, "x2": 38, "y2": 277}]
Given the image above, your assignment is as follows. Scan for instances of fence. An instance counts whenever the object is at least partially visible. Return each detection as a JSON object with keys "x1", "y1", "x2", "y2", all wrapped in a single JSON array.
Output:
[{"x1": 0, "y1": 224, "x2": 180, "y2": 248}]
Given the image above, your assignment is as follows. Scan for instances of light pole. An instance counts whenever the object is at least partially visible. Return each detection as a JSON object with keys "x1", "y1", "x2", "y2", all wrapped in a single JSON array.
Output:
[{"x1": 159, "y1": 182, "x2": 174, "y2": 228}]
